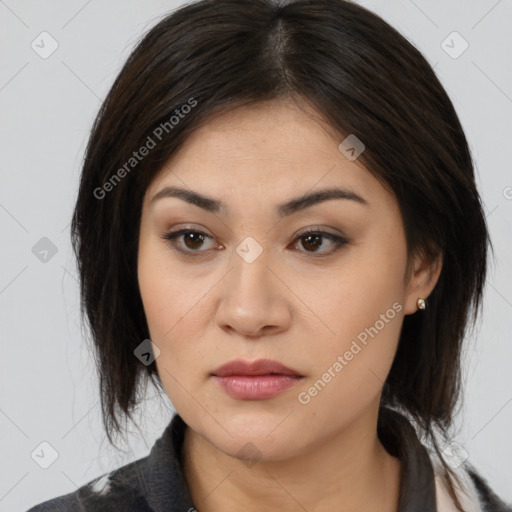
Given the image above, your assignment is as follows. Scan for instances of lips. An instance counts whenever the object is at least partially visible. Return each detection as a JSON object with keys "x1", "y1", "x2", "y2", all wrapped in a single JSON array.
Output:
[
  {"x1": 211, "y1": 359, "x2": 304, "y2": 400},
  {"x1": 211, "y1": 358, "x2": 303, "y2": 377}
]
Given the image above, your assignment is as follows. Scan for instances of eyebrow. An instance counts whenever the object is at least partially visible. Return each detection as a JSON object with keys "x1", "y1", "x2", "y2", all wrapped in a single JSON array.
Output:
[{"x1": 150, "y1": 185, "x2": 368, "y2": 217}]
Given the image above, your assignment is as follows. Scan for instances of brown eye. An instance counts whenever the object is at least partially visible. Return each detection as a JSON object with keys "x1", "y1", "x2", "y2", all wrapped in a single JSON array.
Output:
[
  {"x1": 161, "y1": 229, "x2": 216, "y2": 255},
  {"x1": 182, "y1": 231, "x2": 207, "y2": 250},
  {"x1": 301, "y1": 233, "x2": 323, "y2": 252},
  {"x1": 292, "y1": 230, "x2": 348, "y2": 256}
]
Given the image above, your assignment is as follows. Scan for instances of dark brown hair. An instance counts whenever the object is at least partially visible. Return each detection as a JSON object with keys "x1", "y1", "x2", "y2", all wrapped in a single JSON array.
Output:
[{"x1": 70, "y1": 1, "x2": 492, "y2": 509}]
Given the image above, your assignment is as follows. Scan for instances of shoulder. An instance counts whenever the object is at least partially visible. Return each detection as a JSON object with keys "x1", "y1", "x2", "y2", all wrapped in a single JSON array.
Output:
[
  {"x1": 26, "y1": 414, "x2": 195, "y2": 512},
  {"x1": 428, "y1": 451, "x2": 512, "y2": 512},
  {"x1": 465, "y1": 464, "x2": 512, "y2": 512},
  {"x1": 26, "y1": 457, "x2": 153, "y2": 512}
]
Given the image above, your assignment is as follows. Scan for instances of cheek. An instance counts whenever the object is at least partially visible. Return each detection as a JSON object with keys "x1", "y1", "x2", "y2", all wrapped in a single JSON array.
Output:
[
  {"x1": 137, "y1": 238, "x2": 217, "y2": 403},
  {"x1": 138, "y1": 235, "x2": 204, "y2": 336},
  {"x1": 295, "y1": 241, "x2": 406, "y2": 414},
  {"x1": 139, "y1": 272, "x2": 207, "y2": 366},
  {"x1": 138, "y1": 263, "x2": 204, "y2": 414},
  {"x1": 138, "y1": 243, "x2": 182, "y2": 373},
  {"x1": 295, "y1": 304, "x2": 404, "y2": 436},
  {"x1": 303, "y1": 244, "x2": 406, "y2": 349}
]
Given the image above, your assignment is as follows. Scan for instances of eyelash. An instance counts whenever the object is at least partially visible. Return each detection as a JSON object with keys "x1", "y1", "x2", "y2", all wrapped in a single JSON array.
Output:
[{"x1": 160, "y1": 228, "x2": 348, "y2": 258}]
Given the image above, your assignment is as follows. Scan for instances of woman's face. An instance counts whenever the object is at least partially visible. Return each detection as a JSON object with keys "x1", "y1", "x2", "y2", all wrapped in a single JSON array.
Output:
[{"x1": 138, "y1": 98, "x2": 437, "y2": 462}]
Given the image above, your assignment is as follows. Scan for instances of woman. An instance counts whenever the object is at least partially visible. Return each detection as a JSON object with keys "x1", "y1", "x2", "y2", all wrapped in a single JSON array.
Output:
[{"x1": 27, "y1": 0, "x2": 511, "y2": 510}]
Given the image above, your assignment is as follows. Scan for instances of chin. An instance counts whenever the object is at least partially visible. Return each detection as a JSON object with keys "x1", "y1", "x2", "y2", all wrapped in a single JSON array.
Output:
[
  {"x1": 197, "y1": 410, "x2": 307, "y2": 463},
  {"x1": 218, "y1": 433, "x2": 304, "y2": 465}
]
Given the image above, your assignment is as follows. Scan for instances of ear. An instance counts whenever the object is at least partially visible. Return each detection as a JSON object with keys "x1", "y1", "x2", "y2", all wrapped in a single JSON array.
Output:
[{"x1": 404, "y1": 250, "x2": 443, "y2": 315}]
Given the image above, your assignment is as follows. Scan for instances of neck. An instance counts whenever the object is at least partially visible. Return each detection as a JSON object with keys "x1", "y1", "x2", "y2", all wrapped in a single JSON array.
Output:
[{"x1": 181, "y1": 409, "x2": 402, "y2": 512}]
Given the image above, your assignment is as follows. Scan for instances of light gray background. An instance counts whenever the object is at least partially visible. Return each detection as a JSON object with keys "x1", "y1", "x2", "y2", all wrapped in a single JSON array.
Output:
[{"x1": 1, "y1": 1, "x2": 511, "y2": 511}]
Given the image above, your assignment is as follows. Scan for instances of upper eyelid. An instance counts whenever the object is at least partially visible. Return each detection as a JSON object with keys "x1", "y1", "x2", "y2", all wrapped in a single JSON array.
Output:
[
  {"x1": 163, "y1": 226, "x2": 345, "y2": 241},
  {"x1": 163, "y1": 223, "x2": 345, "y2": 236}
]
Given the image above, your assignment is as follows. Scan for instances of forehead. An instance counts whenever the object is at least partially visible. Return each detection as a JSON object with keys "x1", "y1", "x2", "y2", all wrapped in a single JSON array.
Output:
[{"x1": 144, "y1": 99, "x2": 393, "y2": 214}]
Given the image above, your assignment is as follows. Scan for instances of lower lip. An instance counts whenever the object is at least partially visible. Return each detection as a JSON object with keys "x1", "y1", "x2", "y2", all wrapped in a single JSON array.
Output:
[{"x1": 213, "y1": 375, "x2": 302, "y2": 400}]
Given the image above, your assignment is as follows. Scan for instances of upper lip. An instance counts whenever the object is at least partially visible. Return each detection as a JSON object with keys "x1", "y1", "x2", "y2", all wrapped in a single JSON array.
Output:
[{"x1": 212, "y1": 359, "x2": 303, "y2": 377}]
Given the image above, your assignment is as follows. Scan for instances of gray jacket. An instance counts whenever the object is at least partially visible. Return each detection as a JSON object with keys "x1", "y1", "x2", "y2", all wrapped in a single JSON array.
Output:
[{"x1": 26, "y1": 410, "x2": 512, "y2": 511}]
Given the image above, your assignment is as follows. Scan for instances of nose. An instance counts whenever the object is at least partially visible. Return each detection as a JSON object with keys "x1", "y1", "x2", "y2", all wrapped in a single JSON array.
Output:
[{"x1": 214, "y1": 250, "x2": 292, "y2": 339}]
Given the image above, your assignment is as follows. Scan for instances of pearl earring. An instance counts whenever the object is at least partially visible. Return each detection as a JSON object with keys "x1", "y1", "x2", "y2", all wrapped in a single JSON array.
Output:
[{"x1": 417, "y1": 298, "x2": 426, "y2": 310}]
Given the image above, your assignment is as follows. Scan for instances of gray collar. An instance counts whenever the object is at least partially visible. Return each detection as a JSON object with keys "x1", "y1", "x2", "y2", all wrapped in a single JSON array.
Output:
[{"x1": 138, "y1": 408, "x2": 438, "y2": 512}]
